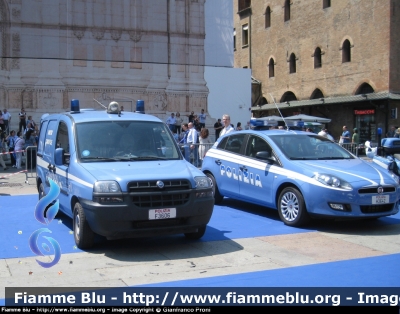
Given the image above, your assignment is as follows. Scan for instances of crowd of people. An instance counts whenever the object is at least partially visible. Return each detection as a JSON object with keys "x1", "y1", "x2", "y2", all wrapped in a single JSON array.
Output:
[
  {"x1": 167, "y1": 110, "x2": 239, "y2": 167},
  {"x1": 0, "y1": 108, "x2": 38, "y2": 171}
]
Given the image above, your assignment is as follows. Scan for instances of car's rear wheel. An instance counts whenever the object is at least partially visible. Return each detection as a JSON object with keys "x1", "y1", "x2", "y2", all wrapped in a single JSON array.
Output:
[
  {"x1": 206, "y1": 173, "x2": 223, "y2": 204},
  {"x1": 184, "y1": 225, "x2": 206, "y2": 240},
  {"x1": 73, "y1": 202, "x2": 95, "y2": 249},
  {"x1": 278, "y1": 187, "x2": 309, "y2": 227}
]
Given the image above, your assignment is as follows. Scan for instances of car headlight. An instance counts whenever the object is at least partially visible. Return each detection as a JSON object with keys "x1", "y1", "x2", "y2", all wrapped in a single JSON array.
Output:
[
  {"x1": 94, "y1": 181, "x2": 121, "y2": 193},
  {"x1": 313, "y1": 173, "x2": 352, "y2": 190},
  {"x1": 194, "y1": 176, "x2": 211, "y2": 189},
  {"x1": 389, "y1": 171, "x2": 400, "y2": 185}
]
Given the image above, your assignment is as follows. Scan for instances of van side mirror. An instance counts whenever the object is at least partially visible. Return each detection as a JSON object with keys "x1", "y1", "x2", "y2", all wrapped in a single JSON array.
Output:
[{"x1": 55, "y1": 148, "x2": 70, "y2": 166}]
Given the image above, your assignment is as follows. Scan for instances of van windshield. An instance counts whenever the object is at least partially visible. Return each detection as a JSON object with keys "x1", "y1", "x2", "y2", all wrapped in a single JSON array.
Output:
[{"x1": 76, "y1": 121, "x2": 181, "y2": 162}]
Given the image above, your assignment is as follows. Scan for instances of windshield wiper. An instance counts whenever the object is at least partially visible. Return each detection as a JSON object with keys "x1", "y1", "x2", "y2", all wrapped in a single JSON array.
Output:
[
  {"x1": 135, "y1": 156, "x2": 167, "y2": 160},
  {"x1": 315, "y1": 156, "x2": 348, "y2": 160},
  {"x1": 81, "y1": 157, "x2": 123, "y2": 162},
  {"x1": 289, "y1": 157, "x2": 314, "y2": 160}
]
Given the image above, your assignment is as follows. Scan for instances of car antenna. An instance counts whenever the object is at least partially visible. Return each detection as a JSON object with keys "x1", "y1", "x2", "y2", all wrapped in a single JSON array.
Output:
[
  {"x1": 93, "y1": 98, "x2": 107, "y2": 109},
  {"x1": 269, "y1": 93, "x2": 289, "y2": 130}
]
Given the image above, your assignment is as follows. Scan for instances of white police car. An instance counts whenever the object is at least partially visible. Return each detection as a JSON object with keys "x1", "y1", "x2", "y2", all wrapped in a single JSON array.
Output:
[
  {"x1": 36, "y1": 100, "x2": 214, "y2": 249},
  {"x1": 202, "y1": 129, "x2": 400, "y2": 226}
]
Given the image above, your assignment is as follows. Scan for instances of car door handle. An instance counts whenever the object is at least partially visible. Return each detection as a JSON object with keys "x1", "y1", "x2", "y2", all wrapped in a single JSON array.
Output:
[
  {"x1": 215, "y1": 159, "x2": 222, "y2": 165},
  {"x1": 239, "y1": 166, "x2": 247, "y2": 172},
  {"x1": 48, "y1": 164, "x2": 56, "y2": 173}
]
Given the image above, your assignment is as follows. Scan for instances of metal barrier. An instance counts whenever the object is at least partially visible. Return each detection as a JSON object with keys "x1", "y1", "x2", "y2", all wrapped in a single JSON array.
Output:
[
  {"x1": 25, "y1": 146, "x2": 37, "y2": 184},
  {"x1": 339, "y1": 142, "x2": 364, "y2": 157},
  {"x1": 178, "y1": 143, "x2": 214, "y2": 167}
]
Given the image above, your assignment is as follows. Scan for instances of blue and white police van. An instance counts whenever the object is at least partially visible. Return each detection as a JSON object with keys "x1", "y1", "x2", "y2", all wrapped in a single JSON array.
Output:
[{"x1": 36, "y1": 100, "x2": 214, "y2": 249}]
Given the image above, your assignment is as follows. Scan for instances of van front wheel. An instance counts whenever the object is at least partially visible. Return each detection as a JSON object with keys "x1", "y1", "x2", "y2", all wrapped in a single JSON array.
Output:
[{"x1": 73, "y1": 202, "x2": 95, "y2": 249}]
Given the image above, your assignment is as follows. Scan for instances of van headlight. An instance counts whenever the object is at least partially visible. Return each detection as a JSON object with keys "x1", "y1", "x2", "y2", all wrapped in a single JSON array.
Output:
[
  {"x1": 313, "y1": 173, "x2": 352, "y2": 190},
  {"x1": 93, "y1": 181, "x2": 123, "y2": 203},
  {"x1": 194, "y1": 176, "x2": 212, "y2": 198},
  {"x1": 94, "y1": 181, "x2": 121, "y2": 193}
]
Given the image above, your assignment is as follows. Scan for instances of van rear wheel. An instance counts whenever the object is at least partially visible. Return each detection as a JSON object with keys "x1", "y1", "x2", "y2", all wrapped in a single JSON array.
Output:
[{"x1": 73, "y1": 202, "x2": 95, "y2": 249}]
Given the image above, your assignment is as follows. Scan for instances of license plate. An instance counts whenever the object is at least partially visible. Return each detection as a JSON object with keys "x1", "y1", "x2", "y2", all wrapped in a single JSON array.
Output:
[
  {"x1": 372, "y1": 195, "x2": 389, "y2": 204},
  {"x1": 149, "y1": 208, "x2": 176, "y2": 220}
]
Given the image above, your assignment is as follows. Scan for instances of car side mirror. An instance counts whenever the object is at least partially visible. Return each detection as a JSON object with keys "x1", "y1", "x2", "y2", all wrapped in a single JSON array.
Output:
[
  {"x1": 55, "y1": 148, "x2": 70, "y2": 166},
  {"x1": 256, "y1": 151, "x2": 275, "y2": 163}
]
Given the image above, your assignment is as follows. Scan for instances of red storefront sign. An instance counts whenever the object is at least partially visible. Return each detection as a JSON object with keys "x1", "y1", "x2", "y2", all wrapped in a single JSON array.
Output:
[{"x1": 354, "y1": 109, "x2": 375, "y2": 115}]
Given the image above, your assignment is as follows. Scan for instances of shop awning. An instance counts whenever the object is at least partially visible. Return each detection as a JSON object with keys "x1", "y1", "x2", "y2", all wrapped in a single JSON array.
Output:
[{"x1": 252, "y1": 92, "x2": 400, "y2": 111}]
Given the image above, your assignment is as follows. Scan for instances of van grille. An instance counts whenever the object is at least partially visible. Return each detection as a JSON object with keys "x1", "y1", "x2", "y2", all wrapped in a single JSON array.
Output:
[
  {"x1": 128, "y1": 180, "x2": 191, "y2": 208},
  {"x1": 360, "y1": 204, "x2": 394, "y2": 213},
  {"x1": 128, "y1": 180, "x2": 191, "y2": 192}
]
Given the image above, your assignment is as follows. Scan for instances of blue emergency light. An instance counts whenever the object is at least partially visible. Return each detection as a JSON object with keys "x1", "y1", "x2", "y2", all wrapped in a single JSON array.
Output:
[
  {"x1": 71, "y1": 99, "x2": 80, "y2": 113},
  {"x1": 136, "y1": 100, "x2": 145, "y2": 114}
]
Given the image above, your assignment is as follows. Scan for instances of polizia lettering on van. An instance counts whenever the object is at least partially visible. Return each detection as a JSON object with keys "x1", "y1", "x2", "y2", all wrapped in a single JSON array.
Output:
[{"x1": 220, "y1": 164, "x2": 262, "y2": 187}]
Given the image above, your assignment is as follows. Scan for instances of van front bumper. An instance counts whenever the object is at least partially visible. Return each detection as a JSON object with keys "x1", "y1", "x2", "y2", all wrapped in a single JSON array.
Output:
[{"x1": 79, "y1": 189, "x2": 214, "y2": 239}]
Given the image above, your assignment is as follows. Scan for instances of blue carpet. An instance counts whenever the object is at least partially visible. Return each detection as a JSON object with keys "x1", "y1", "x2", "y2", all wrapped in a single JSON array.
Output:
[
  {"x1": 0, "y1": 194, "x2": 399, "y2": 259},
  {"x1": 0, "y1": 195, "x2": 313, "y2": 259}
]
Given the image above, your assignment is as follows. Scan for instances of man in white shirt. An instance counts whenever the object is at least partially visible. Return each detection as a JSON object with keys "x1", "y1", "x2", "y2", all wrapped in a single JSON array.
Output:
[
  {"x1": 2, "y1": 109, "x2": 11, "y2": 134},
  {"x1": 219, "y1": 114, "x2": 235, "y2": 137},
  {"x1": 166, "y1": 113, "x2": 176, "y2": 133},
  {"x1": 186, "y1": 122, "x2": 199, "y2": 166}
]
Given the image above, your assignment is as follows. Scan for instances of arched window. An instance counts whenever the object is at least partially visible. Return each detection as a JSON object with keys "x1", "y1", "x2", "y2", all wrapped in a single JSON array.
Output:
[
  {"x1": 289, "y1": 53, "x2": 296, "y2": 73},
  {"x1": 310, "y1": 88, "x2": 324, "y2": 99},
  {"x1": 284, "y1": 0, "x2": 290, "y2": 22},
  {"x1": 259, "y1": 97, "x2": 268, "y2": 106},
  {"x1": 242, "y1": 24, "x2": 249, "y2": 46},
  {"x1": 355, "y1": 83, "x2": 374, "y2": 95},
  {"x1": 314, "y1": 47, "x2": 322, "y2": 68},
  {"x1": 323, "y1": 0, "x2": 331, "y2": 9},
  {"x1": 342, "y1": 39, "x2": 351, "y2": 63},
  {"x1": 269, "y1": 58, "x2": 275, "y2": 77},
  {"x1": 265, "y1": 6, "x2": 271, "y2": 28},
  {"x1": 280, "y1": 91, "x2": 297, "y2": 102}
]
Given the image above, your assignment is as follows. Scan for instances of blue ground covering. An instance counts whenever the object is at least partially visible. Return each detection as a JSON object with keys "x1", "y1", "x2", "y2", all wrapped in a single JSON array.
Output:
[{"x1": 0, "y1": 193, "x2": 399, "y2": 306}]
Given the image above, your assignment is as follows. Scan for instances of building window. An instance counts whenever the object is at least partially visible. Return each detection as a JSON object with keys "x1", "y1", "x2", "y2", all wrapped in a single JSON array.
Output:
[
  {"x1": 238, "y1": 0, "x2": 251, "y2": 12},
  {"x1": 269, "y1": 58, "x2": 275, "y2": 77},
  {"x1": 323, "y1": 0, "x2": 331, "y2": 9},
  {"x1": 265, "y1": 7, "x2": 271, "y2": 28},
  {"x1": 342, "y1": 39, "x2": 351, "y2": 63},
  {"x1": 242, "y1": 24, "x2": 249, "y2": 46},
  {"x1": 280, "y1": 91, "x2": 297, "y2": 102},
  {"x1": 355, "y1": 83, "x2": 374, "y2": 95},
  {"x1": 310, "y1": 88, "x2": 324, "y2": 99},
  {"x1": 284, "y1": 0, "x2": 291, "y2": 22},
  {"x1": 233, "y1": 29, "x2": 236, "y2": 50},
  {"x1": 289, "y1": 53, "x2": 296, "y2": 73},
  {"x1": 314, "y1": 47, "x2": 322, "y2": 68}
]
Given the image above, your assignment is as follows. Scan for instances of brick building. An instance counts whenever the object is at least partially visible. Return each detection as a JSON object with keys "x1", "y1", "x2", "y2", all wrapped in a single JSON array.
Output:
[{"x1": 234, "y1": 0, "x2": 400, "y2": 143}]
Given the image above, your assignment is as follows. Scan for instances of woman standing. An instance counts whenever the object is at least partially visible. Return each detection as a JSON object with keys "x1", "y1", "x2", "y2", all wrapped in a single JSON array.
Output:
[
  {"x1": 14, "y1": 131, "x2": 25, "y2": 169},
  {"x1": 175, "y1": 112, "x2": 183, "y2": 135},
  {"x1": 198, "y1": 128, "x2": 211, "y2": 165},
  {"x1": 236, "y1": 122, "x2": 243, "y2": 131}
]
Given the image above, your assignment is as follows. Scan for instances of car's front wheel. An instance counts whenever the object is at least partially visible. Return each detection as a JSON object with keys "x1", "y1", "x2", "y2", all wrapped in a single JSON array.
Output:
[
  {"x1": 184, "y1": 225, "x2": 206, "y2": 240},
  {"x1": 206, "y1": 173, "x2": 224, "y2": 204},
  {"x1": 73, "y1": 202, "x2": 95, "y2": 249},
  {"x1": 38, "y1": 182, "x2": 45, "y2": 200},
  {"x1": 278, "y1": 187, "x2": 309, "y2": 227}
]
